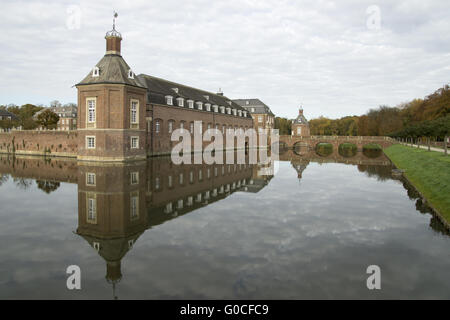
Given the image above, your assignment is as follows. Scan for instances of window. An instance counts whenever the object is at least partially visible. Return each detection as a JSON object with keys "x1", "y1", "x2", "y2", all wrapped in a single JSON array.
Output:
[
  {"x1": 190, "y1": 122, "x2": 194, "y2": 134},
  {"x1": 168, "y1": 175, "x2": 173, "y2": 188},
  {"x1": 243, "y1": 111, "x2": 247, "y2": 117},
  {"x1": 155, "y1": 120, "x2": 161, "y2": 133},
  {"x1": 233, "y1": 109, "x2": 237, "y2": 116},
  {"x1": 205, "y1": 103, "x2": 211, "y2": 111},
  {"x1": 172, "y1": 88, "x2": 179, "y2": 94},
  {"x1": 226, "y1": 107, "x2": 231, "y2": 115},
  {"x1": 92, "y1": 67, "x2": 99, "y2": 77},
  {"x1": 128, "y1": 69, "x2": 134, "y2": 79},
  {"x1": 168, "y1": 120, "x2": 174, "y2": 133},
  {"x1": 213, "y1": 105, "x2": 219, "y2": 112},
  {"x1": 187, "y1": 100, "x2": 194, "y2": 108},
  {"x1": 238, "y1": 110, "x2": 242, "y2": 117},
  {"x1": 86, "y1": 136, "x2": 95, "y2": 149},
  {"x1": 180, "y1": 121, "x2": 185, "y2": 133},
  {"x1": 86, "y1": 173, "x2": 96, "y2": 186},
  {"x1": 258, "y1": 116, "x2": 263, "y2": 123},
  {"x1": 297, "y1": 127, "x2": 302, "y2": 135},
  {"x1": 87, "y1": 98, "x2": 96, "y2": 123},
  {"x1": 196, "y1": 102, "x2": 203, "y2": 110},
  {"x1": 131, "y1": 137, "x2": 139, "y2": 149},
  {"x1": 220, "y1": 106, "x2": 225, "y2": 114},
  {"x1": 177, "y1": 97, "x2": 184, "y2": 107},
  {"x1": 130, "y1": 193, "x2": 139, "y2": 220},
  {"x1": 130, "y1": 100, "x2": 138, "y2": 125},
  {"x1": 131, "y1": 172, "x2": 139, "y2": 185},
  {"x1": 165, "y1": 96, "x2": 173, "y2": 105},
  {"x1": 251, "y1": 108, "x2": 255, "y2": 112},
  {"x1": 87, "y1": 197, "x2": 96, "y2": 223}
]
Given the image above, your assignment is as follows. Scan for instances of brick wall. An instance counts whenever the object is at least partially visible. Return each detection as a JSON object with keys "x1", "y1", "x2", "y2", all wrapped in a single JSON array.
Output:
[{"x1": 0, "y1": 130, "x2": 78, "y2": 157}]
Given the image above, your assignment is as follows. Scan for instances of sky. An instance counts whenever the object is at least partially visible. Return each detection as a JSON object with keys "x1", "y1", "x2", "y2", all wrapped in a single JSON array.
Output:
[{"x1": 0, "y1": 0, "x2": 449, "y2": 119}]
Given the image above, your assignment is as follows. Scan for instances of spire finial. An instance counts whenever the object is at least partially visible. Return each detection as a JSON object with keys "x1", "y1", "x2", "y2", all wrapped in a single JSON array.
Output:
[{"x1": 113, "y1": 11, "x2": 118, "y2": 30}]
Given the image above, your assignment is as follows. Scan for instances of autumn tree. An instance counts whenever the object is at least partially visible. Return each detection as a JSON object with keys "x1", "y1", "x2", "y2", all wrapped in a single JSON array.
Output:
[{"x1": 37, "y1": 109, "x2": 59, "y2": 130}]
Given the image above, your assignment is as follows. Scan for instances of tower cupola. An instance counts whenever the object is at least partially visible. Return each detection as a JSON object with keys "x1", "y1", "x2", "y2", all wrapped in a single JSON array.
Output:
[{"x1": 105, "y1": 12, "x2": 122, "y2": 55}]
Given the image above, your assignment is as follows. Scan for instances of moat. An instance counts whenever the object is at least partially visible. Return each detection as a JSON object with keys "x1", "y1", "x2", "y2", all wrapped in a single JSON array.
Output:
[{"x1": 0, "y1": 151, "x2": 449, "y2": 299}]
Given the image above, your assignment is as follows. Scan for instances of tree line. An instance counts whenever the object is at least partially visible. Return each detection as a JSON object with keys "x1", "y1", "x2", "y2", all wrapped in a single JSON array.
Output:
[
  {"x1": 0, "y1": 100, "x2": 75, "y2": 130},
  {"x1": 304, "y1": 84, "x2": 450, "y2": 137}
]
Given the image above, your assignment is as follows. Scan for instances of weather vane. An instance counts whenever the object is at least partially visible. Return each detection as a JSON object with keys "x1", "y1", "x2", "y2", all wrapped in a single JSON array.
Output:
[{"x1": 113, "y1": 11, "x2": 118, "y2": 30}]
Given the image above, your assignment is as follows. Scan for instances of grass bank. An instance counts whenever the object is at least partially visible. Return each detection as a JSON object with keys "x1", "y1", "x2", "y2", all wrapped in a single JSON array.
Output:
[{"x1": 384, "y1": 144, "x2": 450, "y2": 224}]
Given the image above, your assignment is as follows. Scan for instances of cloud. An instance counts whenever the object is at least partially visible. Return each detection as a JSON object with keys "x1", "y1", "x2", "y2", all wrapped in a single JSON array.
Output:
[{"x1": 0, "y1": 0, "x2": 449, "y2": 119}]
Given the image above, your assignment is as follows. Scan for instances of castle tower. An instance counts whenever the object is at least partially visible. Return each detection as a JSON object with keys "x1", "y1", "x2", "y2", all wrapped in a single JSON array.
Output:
[
  {"x1": 76, "y1": 14, "x2": 147, "y2": 162},
  {"x1": 292, "y1": 107, "x2": 310, "y2": 137}
]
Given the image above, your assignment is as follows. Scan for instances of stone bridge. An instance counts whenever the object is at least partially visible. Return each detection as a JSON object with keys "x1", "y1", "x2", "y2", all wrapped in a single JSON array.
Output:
[{"x1": 277, "y1": 135, "x2": 396, "y2": 151}]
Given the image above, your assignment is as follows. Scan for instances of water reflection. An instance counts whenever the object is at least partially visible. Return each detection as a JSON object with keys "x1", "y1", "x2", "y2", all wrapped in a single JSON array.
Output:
[{"x1": 0, "y1": 151, "x2": 448, "y2": 299}]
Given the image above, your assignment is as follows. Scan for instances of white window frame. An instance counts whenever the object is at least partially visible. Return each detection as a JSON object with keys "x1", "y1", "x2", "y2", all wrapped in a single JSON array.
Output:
[
  {"x1": 92, "y1": 67, "x2": 99, "y2": 77},
  {"x1": 86, "y1": 97, "x2": 96, "y2": 125},
  {"x1": 130, "y1": 99, "x2": 139, "y2": 125},
  {"x1": 86, "y1": 136, "x2": 96, "y2": 149},
  {"x1": 196, "y1": 102, "x2": 203, "y2": 110},
  {"x1": 165, "y1": 96, "x2": 173, "y2": 106},
  {"x1": 177, "y1": 97, "x2": 184, "y2": 107},
  {"x1": 128, "y1": 69, "x2": 134, "y2": 79},
  {"x1": 86, "y1": 173, "x2": 96, "y2": 186},
  {"x1": 87, "y1": 197, "x2": 97, "y2": 224},
  {"x1": 131, "y1": 172, "x2": 139, "y2": 185},
  {"x1": 205, "y1": 103, "x2": 211, "y2": 111},
  {"x1": 131, "y1": 136, "x2": 139, "y2": 149},
  {"x1": 213, "y1": 105, "x2": 219, "y2": 112},
  {"x1": 187, "y1": 100, "x2": 194, "y2": 108},
  {"x1": 130, "y1": 192, "x2": 139, "y2": 220}
]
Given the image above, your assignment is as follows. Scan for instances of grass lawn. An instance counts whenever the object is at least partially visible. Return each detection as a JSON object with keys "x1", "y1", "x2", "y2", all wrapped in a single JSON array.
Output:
[{"x1": 384, "y1": 144, "x2": 450, "y2": 223}]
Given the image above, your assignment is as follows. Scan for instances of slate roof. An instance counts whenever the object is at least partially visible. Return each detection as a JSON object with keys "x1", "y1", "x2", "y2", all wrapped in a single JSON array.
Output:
[
  {"x1": 232, "y1": 99, "x2": 275, "y2": 116},
  {"x1": 0, "y1": 109, "x2": 19, "y2": 120},
  {"x1": 137, "y1": 74, "x2": 252, "y2": 118},
  {"x1": 293, "y1": 111, "x2": 308, "y2": 125},
  {"x1": 77, "y1": 54, "x2": 145, "y2": 88}
]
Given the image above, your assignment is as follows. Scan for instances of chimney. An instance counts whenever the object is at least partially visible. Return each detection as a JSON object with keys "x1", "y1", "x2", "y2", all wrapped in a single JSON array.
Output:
[
  {"x1": 299, "y1": 108, "x2": 303, "y2": 115},
  {"x1": 105, "y1": 12, "x2": 122, "y2": 56},
  {"x1": 217, "y1": 88, "x2": 224, "y2": 96}
]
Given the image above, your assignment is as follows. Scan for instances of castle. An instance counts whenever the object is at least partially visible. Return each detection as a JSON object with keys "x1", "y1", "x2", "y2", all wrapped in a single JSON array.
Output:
[{"x1": 75, "y1": 21, "x2": 253, "y2": 161}]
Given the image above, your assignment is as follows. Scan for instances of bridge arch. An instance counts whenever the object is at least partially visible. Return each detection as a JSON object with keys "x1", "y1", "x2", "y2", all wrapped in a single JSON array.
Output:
[
  {"x1": 338, "y1": 143, "x2": 357, "y2": 158},
  {"x1": 362, "y1": 143, "x2": 383, "y2": 158},
  {"x1": 315, "y1": 142, "x2": 333, "y2": 157}
]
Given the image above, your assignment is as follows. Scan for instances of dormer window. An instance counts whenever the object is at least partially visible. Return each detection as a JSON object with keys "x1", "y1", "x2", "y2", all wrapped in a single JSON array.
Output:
[
  {"x1": 213, "y1": 105, "x2": 219, "y2": 112},
  {"x1": 92, "y1": 67, "x2": 99, "y2": 77},
  {"x1": 165, "y1": 95, "x2": 173, "y2": 105},
  {"x1": 187, "y1": 100, "x2": 194, "y2": 108},
  {"x1": 220, "y1": 106, "x2": 225, "y2": 114},
  {"x1": 246, "y1": 101, "x2": 249, "y2": 105},
  {"x1": 177, "y1": 97, "x2": 184, "y2": 107},
  {"x1": 205, "y1": 103, "x2": 211, "y2": 111},
  {"x1": 203, "y1": 95, "x2": 209, "y2": 101},
  {"x1": 173, "y1": 88, "x2": 179, "y2": 94},
  {"x1": 226, "y1": 107, "x2": 231, "y2": 115},
  {"x1": 233, "y1": 109, "x2": 237, "y2": 116},
  {"x1": 128, "y1": 69, "x2": 134, "y2": 79},
  {"x1": 243, "y1": 111, "x2": 247, "y2": 117},
  {"x1": 196, "y1": 102, "x2": 203, "y2": 110},
  {"x1": 251, "y1": 107, "x2": 255, "y2": 112},
  {"x1": 238, "y1": 110, "x2": 242, "y2": 117},
  {"x1": 227, "y1": 101, "x2": 232, "y2": 106}
]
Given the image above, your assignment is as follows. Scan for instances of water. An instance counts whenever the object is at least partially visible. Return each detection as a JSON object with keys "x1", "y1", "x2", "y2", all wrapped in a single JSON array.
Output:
[{"x1": 0, "y1": 151, "x2": 449, "y2": 299}]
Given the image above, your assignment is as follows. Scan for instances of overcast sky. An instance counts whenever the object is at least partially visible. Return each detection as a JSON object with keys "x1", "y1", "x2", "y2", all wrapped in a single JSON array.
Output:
[{"x1": 0, "y1": 0, "x2": 449, "y2": 119}]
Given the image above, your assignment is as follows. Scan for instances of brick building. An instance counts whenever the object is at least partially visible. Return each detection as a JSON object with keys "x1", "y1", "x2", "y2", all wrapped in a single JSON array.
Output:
[
  {"x1": 34, "y1": 105, "x2": 77, "y2": 131},
  {"x1": 291, "y1": 107, "x2": 310, "y2": 137},
  {"x1": 0, "y1": 109, "x2": 20, "y2": 132},
  {"x1": 75, "y1": 21, "x2": 253, "y2": 161},
  {"x1": 233, "y1": 99, "x2": 275, "y2": 133}
]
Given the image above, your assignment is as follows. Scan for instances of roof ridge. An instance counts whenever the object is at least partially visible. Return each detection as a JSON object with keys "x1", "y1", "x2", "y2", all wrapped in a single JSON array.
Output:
[{"x1": 138, "y1": 74, "x2": 231, "y2": 101}]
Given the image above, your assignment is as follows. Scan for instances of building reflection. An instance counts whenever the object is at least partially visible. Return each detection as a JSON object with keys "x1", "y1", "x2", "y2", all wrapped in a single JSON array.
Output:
[
  {"x1": 0, "y1": 153, "x2": 448, "y2": 298},
  {"x1": 75, "y1": 155, "x2": 273, "y2": 298}
]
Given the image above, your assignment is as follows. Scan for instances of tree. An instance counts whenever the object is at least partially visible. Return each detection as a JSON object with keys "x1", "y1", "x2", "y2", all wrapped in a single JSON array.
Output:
[{"x1": 37, "y1": 109, "x2": 59, "y2": 130}]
